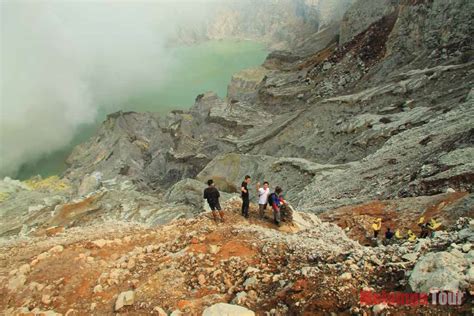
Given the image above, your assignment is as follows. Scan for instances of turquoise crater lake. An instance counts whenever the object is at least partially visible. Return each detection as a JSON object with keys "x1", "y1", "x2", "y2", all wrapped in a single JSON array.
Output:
[{"x1": 16, "y1": 40, "x2": 268, "y2": 180}]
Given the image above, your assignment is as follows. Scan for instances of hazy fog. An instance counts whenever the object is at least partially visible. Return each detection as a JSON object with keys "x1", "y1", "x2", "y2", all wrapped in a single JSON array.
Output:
[
  {"x1": 0, "y1": 0, "x2": 351, "y2": 178},
  {"x1": 0, "y1": 0, "x2": 219, "y2": 177}
]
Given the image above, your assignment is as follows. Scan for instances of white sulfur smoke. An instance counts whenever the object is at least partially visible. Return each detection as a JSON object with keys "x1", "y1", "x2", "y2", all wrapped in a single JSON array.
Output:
[
  {"x1": 0, "y1": 0, "x2": 216, "y2": 177},
  {"x1": 0, "y1": 0, "x2": 352, "y2": 178}
]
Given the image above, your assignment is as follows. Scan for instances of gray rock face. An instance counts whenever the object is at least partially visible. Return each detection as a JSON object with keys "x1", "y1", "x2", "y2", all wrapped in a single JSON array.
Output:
[
  {"x1": 196, "y1": 153, "x2": 345, "y2": 204},
  {"x1": 165, "y1": 178, "x2": 207, "y2": 208},
  {"x1": 59, "y1": 0, "x2": 472, "y2": 221},
  {"x1": 65, "y1": 94, "x2": 230, "y2": 190},
  {"x1": 339, "y1": 0, "x2": 396, "y2": 45},
  {"x1": 386, "y1": 0, "x2": 474, "y2": 58},
  {"x1": 297, "y1": 102, "x2": 474, "y2": 212}
]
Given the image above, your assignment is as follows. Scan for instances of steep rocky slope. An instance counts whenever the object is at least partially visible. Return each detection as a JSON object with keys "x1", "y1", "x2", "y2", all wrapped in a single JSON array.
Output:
[{"x1": 59, "y1": 0, "x2": 473, "y2": 212}]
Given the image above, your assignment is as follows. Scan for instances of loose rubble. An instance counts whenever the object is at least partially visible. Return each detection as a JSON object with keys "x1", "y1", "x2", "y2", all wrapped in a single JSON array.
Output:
[{"x1": 1, "y1": 199, "x2": 472, "y2": 315}]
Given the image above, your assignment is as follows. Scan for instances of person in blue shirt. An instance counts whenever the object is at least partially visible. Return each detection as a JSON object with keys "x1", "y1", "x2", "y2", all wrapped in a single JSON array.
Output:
[{"x1": 268, "y1": 186, "x2": 283, "y2": 226}]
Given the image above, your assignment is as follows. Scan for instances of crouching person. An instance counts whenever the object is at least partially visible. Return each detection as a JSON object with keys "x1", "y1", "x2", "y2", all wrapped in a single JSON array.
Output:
[{"x1": 203, "y1": 179, "x2": 224, "y2": 223}]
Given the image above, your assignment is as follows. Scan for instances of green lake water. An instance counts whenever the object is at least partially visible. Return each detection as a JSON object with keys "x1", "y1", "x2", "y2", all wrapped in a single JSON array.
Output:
[{"x1": 16, "y1": 40, "x2": 268, "y2": 180}]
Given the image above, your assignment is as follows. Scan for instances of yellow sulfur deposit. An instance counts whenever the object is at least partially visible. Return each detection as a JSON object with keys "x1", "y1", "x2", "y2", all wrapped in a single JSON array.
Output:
[
  {"x1": 23, "y1": 176, "x2": 70, "y2": 192},
  {"x1": 0, "y1": 192, "x2": 10, "y2": 202}
]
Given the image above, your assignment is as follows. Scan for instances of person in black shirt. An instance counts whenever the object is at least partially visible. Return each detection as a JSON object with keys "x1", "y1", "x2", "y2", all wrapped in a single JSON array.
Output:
[
  {"x1": 241, "y1": 175, "x2": 251, "y2": 218},
  {"x1": 385, "y1": 227, "x2": 394, "y2": 240},
  {"x1": 203, "y1": 179, "x2": 224, "y2": 223}
]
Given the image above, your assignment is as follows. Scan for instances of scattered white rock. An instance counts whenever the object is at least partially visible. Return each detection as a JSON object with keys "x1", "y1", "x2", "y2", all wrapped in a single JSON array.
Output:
[
  {"x1": 8, "y1": 274, "x2": 26, "y2": 291},
  {"x1": 244, "y1": 267, "x2": 260, "y2": 275},
  {"x1": 462, "y1": 243, "x2": 471, "y2": 253},
  {"x1": 65, "y1": 309, "x2": 76, "y2": 316},
  {"x1": 232, "y1": 291, "x2": 248, "y2": 305},
  {"x1": 209, "y1": 245, "x2": 220, "y2": 254},
  {"x1": 127, "y1": 258, "x2": 136, "y2": 270},
  {"x1": 18, "y1": 263, "x2": 31, "y2": 274},
  {"x1": 37, "y1": 252, "x2": 51, "y2": 261},
  {"x1": 402, "y1": 253, "x2": 418, "y2": 262},
  {"x1": 203, "y1": 303, "x2": 255, "y2": 316},
  {"x1": 49, "y1": 245, "x2": 64, "y2": 254},
  {"x1": 372, "y1": 303, "x2": 388, "y2": 314},
  {"x1": 29, "y1": 281, "x2": 45, "y2": 291},
  {"x1": 115, "y1": 290, "x2": 135, "y2": 311},
  {"x1": 198, "y1": 274, "x2": 206, "y2": 286},
  {"x1": 41, "y1": 294, "x2": 52, "y2": 305},
  {"x1": 153, "y1": 306, "x2": 167, "y2": 316},
  {"x1": 93, "y1": 284, "x2": 103, "y2": 293},
  {"x1": 340, "y1": 272, "x2": 352, "y2": 281},
  {"x1": 92, "y1": 239, "x2": 108, "y2": 248}
]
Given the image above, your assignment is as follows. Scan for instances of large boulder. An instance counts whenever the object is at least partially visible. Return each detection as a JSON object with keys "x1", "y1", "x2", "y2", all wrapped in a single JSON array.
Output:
[
  {"x1": 202, "y1": 303, "x2": 255, "y2": 316},
  {"x1": 409, "y1": 249, "x2": 470, "y2": 292}
]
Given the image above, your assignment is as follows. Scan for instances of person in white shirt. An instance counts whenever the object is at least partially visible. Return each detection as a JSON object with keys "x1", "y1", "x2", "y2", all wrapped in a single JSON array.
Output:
[{"x1": 256, "y1": 181, "x2": 270, "y2": 219}]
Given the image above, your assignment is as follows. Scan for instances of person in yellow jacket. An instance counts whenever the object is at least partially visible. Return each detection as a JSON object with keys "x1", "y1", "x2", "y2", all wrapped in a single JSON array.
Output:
[
  {"x1": 427, "y1": 218, "x2": 442, "y2": 237},
  {"x1": 418, "y1": 217, "x2": 425, "y2": 225},
  {"x1": 372, "y1": 218, "x2": 382, "y2": 238},
  {"x1": 428, "y1": 218, "x2": 441, "y2": 230},
  {"x1": 407, "y1": 229, "x2": 417, "y2": 241},
  {"x1": 395, "y1": 229, "x2": 404, "y2": 239}
]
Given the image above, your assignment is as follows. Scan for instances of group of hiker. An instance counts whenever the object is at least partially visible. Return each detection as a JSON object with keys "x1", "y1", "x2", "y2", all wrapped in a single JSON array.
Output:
[
  {"x1": 203, "y1": 175, "x2": 289, "y2": 226},
  {"x1": 372, "y1": 216, "x2": 442, "y2": 243}
]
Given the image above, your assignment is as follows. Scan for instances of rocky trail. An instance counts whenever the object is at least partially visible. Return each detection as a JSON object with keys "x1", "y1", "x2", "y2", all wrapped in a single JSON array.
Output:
[{"x1": 1, "y1": 198, "x2": 473, "y2": 315}]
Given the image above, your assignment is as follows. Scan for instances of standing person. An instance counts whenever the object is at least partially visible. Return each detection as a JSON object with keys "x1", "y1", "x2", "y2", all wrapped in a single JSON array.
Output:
[
  {"x1": 241, "y1": 175, "x2": 251, "y2": 218},
  {"x1": 203, "y1": 179, "x2": 224, "y2": 223},
  {"x1": 385, "y1": 227, "x2": 394, "y2": 240},
  {"x1": 372, "y1": 218, "x2": 382, "y2": 238},
  {"x1": 256, "y1": 181, "x2": 270, "y2": 219},
  {"x1": 268, "y1": 186, "x2": 283, "y2": 226}
]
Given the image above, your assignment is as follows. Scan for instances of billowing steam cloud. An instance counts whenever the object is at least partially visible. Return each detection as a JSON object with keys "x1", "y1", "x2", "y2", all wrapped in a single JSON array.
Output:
[
  {"x1": 0, "y1": 0, "x2": 352, "y2": 178},
  {"x1": 0, "y1": 0, "x2": 216, "y2": 177}
]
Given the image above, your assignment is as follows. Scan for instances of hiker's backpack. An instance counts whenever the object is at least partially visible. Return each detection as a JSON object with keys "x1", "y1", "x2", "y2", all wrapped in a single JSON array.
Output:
[{"x1": 267, "y1": 193, "x2": 277, "y2": 206}]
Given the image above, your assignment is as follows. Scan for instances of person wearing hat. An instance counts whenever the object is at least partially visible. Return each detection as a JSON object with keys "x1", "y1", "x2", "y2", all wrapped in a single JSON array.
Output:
[
  {"x1": 407, "y1": 229, "x2": 417, "y2": 241},
  {"x1": 372, "y1": 218, "x2": 382, "y2": 238}
]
